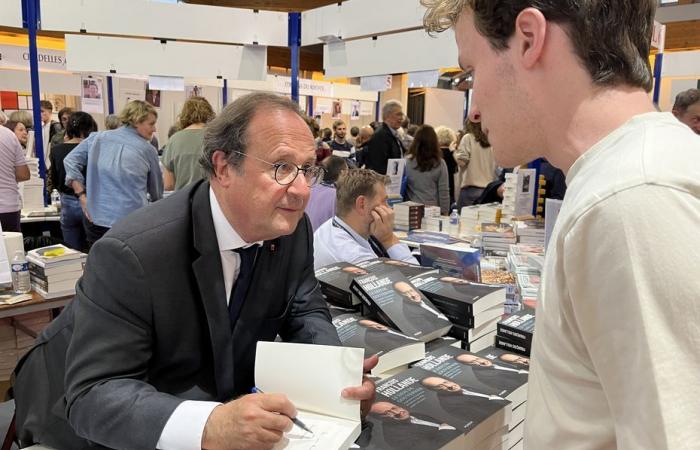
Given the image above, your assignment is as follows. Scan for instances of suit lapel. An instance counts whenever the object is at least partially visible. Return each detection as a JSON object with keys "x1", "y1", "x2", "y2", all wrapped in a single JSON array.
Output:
[{"x1": 190, "y1": 182, "x2": 235, "y2": 399}]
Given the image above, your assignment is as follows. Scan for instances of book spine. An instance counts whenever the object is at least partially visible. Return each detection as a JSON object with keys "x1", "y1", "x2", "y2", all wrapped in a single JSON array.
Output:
[
  {"x1": 319, "y1": 282, "x2": 353, "y2": 308},
  {"x1": 420, "y1": 291, "x2": 473, "y2": 317},
  {"x1": 496, "y1": 323, "x2": 532, "y2": 348},
  {"x1": 495, "y1": 334, "x2": 530, "y2": 356}
]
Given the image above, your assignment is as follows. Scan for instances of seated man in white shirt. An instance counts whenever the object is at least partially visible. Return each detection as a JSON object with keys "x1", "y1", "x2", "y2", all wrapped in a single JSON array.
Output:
[{"x1": 314, "y1": 168, "x2": 417, "y2": 269}]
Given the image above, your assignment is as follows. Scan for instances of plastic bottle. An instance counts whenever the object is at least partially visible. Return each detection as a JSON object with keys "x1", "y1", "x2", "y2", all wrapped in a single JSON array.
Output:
[
  {"x1": 11, "y1": 251, "x2": 31, "y2": 294},
  {"x1": 51, "y1": 189, "x2": 61, "y2": 211},
  {"x1": 449, "y1": 209, "x2": 460, "y2": 237}
]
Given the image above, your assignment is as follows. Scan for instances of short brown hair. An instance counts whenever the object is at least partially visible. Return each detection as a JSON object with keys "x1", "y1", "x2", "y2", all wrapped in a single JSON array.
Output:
[
  {"x1": 673, "y1": 89, "x2": 700, "y2": 115},
  {"x1": 40, "y1": 100, "x2": 53, "y2": 112},
  {"x1": 178, "y1": 96, "x2": 215, "y2": 129},
  {"x1": 421, "y1": 0, "x2": 656, "y2": 91},
  {"x1": 119, "y1": 100, "x2": 157, "y2": 127},
  {"x1": 335, "y1": 169, "x2": 389, "y2": 217},
  {"x1": 332, "y1": 119, "x2": 346, "y2": 130}
]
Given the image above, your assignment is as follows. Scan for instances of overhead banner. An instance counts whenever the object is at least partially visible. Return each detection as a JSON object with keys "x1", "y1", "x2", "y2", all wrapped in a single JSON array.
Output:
[
  {"x1": 361, "y1": 75, "x2": 392, "y2": 92},
  {"x1": 0, "y1": 45, "x2": 67, "y2": 71}
]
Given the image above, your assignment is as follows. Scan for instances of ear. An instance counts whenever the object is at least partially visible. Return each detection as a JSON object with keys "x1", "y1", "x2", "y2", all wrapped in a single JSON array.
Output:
[
  {"x1": 513, "y1": 8, "x2": 547, "y2": 70},
  {"x1": 211, "y1": 150, "x2": 233, "y2": 187},
  {"x1": 355, "y1": 195, "x2": 367, "y2": 213}
]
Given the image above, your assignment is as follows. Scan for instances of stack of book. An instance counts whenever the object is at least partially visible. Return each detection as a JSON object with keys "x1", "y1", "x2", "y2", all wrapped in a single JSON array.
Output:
[
  {"x1": 356, "y1": 258, "x2": 434, "y2": 279},
  {"x1": 481, "y1": 223, "x2": 517, "y2": 255},
  {"x1": 350, "y1": 270, "x2": 452, "y2": 343},
  {"x1": 19, "y1": 158, "x2": 46, "y2": 212},
  {"x1": 363, "y1": 364, "x2": 512, "y2": 450},
  {"x1": 332, "y1": 312, "x2": 425, "y2": 377},
  {"x1": 459, "y1": 205, "x2": 481, "y2": 237},
  {"x1": 393, "y1": 201, "x2": 424, "y2": 231},
  {"x1": 27, "y1": 244, "x2": 87, "y2": 299},
  {"x1": 515, "y1": 219, "x2": 545, "y2": 246},
  {"x1": 500, "y1": 172, "x2": 518, "y2": 224},
  {"x1": 473, "y1": 346, "x2": 530, "y2": 450},
  {"x1": 516, "y1": 274, "x2": 540, "y2": 306},
  {"x1": 422, "y1": 206, "x2": 443, "y2": 232},
  {"x1": 410, "y1": 271, "x2": 505, "y2": 353},
  {"x1": 481, "y1": 269, "x2": 519, "y2": 314},
  {"x1": 315, "y1": 262, "x2": 368, "y2": 308},
  {"x1": 419, "y1": 243, "x2": 481, "y2": 282},
  {"x1": 496, "y1": 308, "x2": 535, "y2": 357}
]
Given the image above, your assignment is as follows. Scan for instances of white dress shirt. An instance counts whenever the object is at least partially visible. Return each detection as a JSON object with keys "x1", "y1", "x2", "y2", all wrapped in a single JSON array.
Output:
[
  {"x1": 157, "y1": 188, "x2": 261, "y2": 450},
  {"x1": 313, "y1": 216, "x2": 417, "y2": 269}
]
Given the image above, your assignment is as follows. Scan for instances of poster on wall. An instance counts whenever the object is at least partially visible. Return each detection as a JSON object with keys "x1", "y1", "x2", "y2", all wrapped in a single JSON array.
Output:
[
  {"x1": 145, "y1": 88, "x2": 161, "y2": 107},
  {"x1": 119, "y1": 89, "x2": 145, "y2": 109},
  {"x1": 45, "y1": 94, "x2": 67, "y2": 112},
  {"x1": 360, "y1": 101, "x2": 373, "y2": 116},
  {"x1": 186, "y1": 85, "x2": 203, "y2": 99},
  {"x1": 316, "y1": 98, "x2": 332, "y2": 115},
  {"x1": 81, "y1": 77, "x2": 104, "y2": 114},
  {"x1": 331, "y1": 100, "x2": 342, "y2": 119},
  {"x1": 350, "y1": 100, "x2": 360, "y2": 120},
  {"x1": 386, "y1": 158, "x2": 406, "y2": 196}
]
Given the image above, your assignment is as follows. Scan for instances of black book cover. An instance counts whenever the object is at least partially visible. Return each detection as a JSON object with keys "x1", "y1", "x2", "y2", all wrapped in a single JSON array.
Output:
[
  {"x1": 332, "y1": 312, "x2": 423, "y2": 359},
  {"x1": 425, "y1": 336, "x2": 459, "y2": 354},
  {"x1": 413, "y1": 346, "x2": 528, "y2": 403},
  {"x1": 357, "y1": 258, "x2": 435, "y2": 278},
  {"x1": 362, "y1": 367, "x2": 509, "y2": 449},
  {"x1": 350, "y1": 270, "x2": 452, "y2": 342},
  {"x1": 410, "y1": 271, "x2": 505, "y2": 323},
  {"x1": 496, "y1": 308, "x2": 535, "y2": 349},
  {"x1": 315, "y1": 262, "x2": 369, "y2": 308}
]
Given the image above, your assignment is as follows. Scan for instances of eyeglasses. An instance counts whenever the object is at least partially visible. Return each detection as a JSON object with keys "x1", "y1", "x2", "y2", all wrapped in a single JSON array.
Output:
[{"x1": 231, "y1": 151, "x2": 324, "y2": 187}]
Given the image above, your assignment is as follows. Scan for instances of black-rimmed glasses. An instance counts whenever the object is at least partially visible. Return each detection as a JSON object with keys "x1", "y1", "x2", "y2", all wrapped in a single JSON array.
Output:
[{"x1": 231, "y1": 151, "x2": 325, "y2": 187}]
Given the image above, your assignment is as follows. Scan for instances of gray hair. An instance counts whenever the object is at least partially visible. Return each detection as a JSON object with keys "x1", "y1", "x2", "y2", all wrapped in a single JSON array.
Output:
[
  {"x1": 381, "y1": 100, "x2": 403, "y2": 120},
  {"x1": 0, "y1": 111, "x2": 7, "y2": 126},
  {"x1": 104, "y1": 114, "x2": 121, "y2": 130},
  {"x1": 673, "y1": 89, "x2": 700, "y2": 114},
  {"x1": 199, "y1": 92, "x2": 305, "y2": 177}
]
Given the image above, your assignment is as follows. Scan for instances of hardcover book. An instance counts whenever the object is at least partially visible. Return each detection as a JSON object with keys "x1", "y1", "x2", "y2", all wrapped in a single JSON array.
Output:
[
  {"x1": 332, "y1": 313, "x2": 425, "y2": 375},
  {"x1": 315, "y1": 262, "x2": 369, "y2": 308},
  {"x1": 496, "y1": 308, "x2": 535, "y2": 356},
  {"x1": 357, "y1": 258, "x2": 434, "y2": 279},
  {"x1": 419, "y1": 243, "x2": 481, "y2": 282},
  {"x1": 362, "y1": 367, "x2": 510, "y2": 450},
  {"x1": 350, "y1": 270, "x2": 452, "y2": 342}
]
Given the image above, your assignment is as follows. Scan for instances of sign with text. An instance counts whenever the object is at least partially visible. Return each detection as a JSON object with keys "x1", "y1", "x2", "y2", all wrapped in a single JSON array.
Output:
[
  {"x1": 360, "y1": 75, "x2": 392, "y2": 92},
  {"x1": 273, "y1": 76, "x2": 334, "y2": 98},
  {"x1": 0, "y1": 45, "x2": 67, "y2": 71}
]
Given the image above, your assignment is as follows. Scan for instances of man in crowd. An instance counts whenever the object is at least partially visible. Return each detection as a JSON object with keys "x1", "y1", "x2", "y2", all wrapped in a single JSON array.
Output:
[
  {"x1": 329, "y1": 119, "x2": 353, "y2": 156},
  {"x1": 305, "y1": 155, "x2": 349, "y2": 231},
  {"x1": 422, "y1": 0, "x2": 699, "y2": 448},
  {"x1": 13, "y1": 92, "x2": 376, "y2": 450},
  {"x1": 353, "y1": 125, "x2": 374, "y2": 167},
  {"x1": 39, "y1": 100, "x2": 60, "y2": 167},
  {"x1": 672, "y1": 88, "x2": 700, "y2": 135},
  {"x1": 363, "y1": 100, "x2": 406, "y2": 174},
  {"x1": 313, "y1": 168, "x2": 417, "y2": 268}
]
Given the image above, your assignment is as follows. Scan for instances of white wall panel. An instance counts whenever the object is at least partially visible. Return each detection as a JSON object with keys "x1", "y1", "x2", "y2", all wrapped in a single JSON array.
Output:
[
  {"x1": 0, "y1": 69, "x2": 82, "y2": 96},
  {"x1": 0, "y1": 0, "x2": 22, "y2": 28},
  {"x1": 41, "y1": 0, "x2": 287, "y2": 47},
  {"x1": 324, "y1": 29, "x2": 458, "y2": 78},
  {"x1": 424, "y1": 88, "x2": 464, "y2": 131},
  {"x1": 655, "y1": 4, "x2": 700, "y2": 23},
  {"x1": 302, "y1": 0, "x2": 424, "y2": 46},
  {"x1": 65, "y1": 35, "x2": 267, "y2": 81},
  {"x1": 661, "y1": 50, "x2": 700, "y2": 78}
]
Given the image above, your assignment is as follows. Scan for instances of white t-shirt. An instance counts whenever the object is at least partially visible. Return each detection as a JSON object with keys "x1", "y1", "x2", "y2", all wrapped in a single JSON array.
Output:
[
  {"x1": 0, "y1": 126, "x2": 28, "y2": 213},
  {"x1": 525, "y1": 112, "x2": 700, "y2": 449}
]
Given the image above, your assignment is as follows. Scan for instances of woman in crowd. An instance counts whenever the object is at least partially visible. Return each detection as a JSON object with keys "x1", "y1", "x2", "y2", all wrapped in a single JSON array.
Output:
[
  {"x1": 64, "y1": 100, "x2": 163, "y2": 249},
  {"x1": 454, "y1": 119, "x2": 498, "y2": 208},
  {"x1": 404, "y1": 125, "x2": 450, "y2": 215},
  {"x1": 161, "y1": 96, "x2": 215, "y2": 191},
  {"x1": 49, "y1": 107, "x2": 75, "y2": 147},
  {"x1": 49, "y1": 112, "x2": 97, "y2": 251},
  {"x1": 307, "y1": 117, "x2": 331, "y2": 164},
  {"x1": 4, "y1": 121, "x2": 29, "y2": 149},
  {"x1": 435, "y1": 126, "x2": 458, "y2": 205},
  {"x1": 0, "y1": 123, "x2": 30, "y2": 232}
]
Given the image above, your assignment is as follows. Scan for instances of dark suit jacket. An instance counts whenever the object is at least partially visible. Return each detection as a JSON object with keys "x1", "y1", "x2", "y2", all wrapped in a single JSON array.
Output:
[
  {"x1": 13, "y1": 180, "x2": 341, "y2": 450},
  {"x1": 363, "y1": 123, "x2": 403, "y2": 174},
  {"x1": 379, "y1": 413, "x2": 457, "y2": 450}
]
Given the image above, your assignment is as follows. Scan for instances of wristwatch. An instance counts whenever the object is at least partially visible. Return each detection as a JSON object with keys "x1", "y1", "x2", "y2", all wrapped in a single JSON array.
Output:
[{"x1": 74, "y1": 190, "x2": 86, "y2": 199}]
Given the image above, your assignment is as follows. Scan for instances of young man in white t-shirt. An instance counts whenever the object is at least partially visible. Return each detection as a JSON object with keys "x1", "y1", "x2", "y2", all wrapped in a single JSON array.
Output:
[{"x1": 422, "y1": 1, "x2": 700, "y2": 449}]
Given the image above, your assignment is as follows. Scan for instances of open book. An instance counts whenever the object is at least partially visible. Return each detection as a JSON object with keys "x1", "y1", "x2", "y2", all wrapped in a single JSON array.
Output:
[{"x1": 255, "y1": 342, "x2": 365, "y2": 450}]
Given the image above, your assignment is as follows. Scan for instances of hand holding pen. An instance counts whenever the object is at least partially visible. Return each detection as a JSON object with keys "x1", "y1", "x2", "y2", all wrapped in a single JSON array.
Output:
[{"x1": 252, "y1": 387, "x2": 315, "y2": 436}]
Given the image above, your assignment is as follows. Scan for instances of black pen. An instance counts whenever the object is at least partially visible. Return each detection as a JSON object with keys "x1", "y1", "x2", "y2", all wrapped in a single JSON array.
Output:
[{"x1": 251, "y1": 387, "x2": 315, "y2": 436}]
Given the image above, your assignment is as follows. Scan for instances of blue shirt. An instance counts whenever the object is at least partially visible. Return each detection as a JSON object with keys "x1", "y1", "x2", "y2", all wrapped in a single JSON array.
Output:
[
  {"x1": 64, "y1": 126, "x2": 163, "y2": 228},
  {"x1": 313, "y1": 216, "x2": 417, "y2": 269}
]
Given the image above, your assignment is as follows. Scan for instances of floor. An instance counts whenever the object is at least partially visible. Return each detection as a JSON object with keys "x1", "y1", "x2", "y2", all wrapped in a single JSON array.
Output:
[{"x1": 0, "y1": 399, "x2": 17, "y2": 449}]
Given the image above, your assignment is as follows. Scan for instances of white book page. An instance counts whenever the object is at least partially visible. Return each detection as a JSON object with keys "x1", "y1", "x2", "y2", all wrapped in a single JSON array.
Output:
[
  {"x1": 272, "y1": 410, "x2": 361, "y2": 450},
  {"x1": 255, "y1": 342, "x2": 364, "y2": 421}
]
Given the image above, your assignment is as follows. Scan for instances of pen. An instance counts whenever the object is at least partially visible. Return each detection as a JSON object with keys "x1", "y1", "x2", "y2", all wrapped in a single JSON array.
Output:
[{"x1": 251, "y1": 387, "x2": 315, "y2": 436}]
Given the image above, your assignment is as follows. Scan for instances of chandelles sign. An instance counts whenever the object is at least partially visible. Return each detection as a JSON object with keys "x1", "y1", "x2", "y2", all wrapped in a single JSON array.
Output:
[{"x1": 0, "y1": 45, "x2": 67, "y2": 71}]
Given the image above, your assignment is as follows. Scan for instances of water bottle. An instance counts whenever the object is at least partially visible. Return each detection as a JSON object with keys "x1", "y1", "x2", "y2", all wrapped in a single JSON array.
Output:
[
  {"x1": 51, "y1": 189, "x2": 61, "y2": 211},
  {"x1": 449, "y1": 209, "x2": 460, "y2": 237},
  {"x1": 11, "y1": 251, "x2": 31, "y2": 294}
]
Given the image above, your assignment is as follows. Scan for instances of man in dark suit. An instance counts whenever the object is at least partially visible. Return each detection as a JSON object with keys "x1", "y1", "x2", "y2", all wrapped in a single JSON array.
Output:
[
  {"x1": 358, "y1": 319, "x2": 418, "y2": 357},
  {"x1": 13, "y1": 92, "x2": 377, "y2": 450},
  {"x1": 369, "y1": 401, "x2": 457, "y2": 450},
  {"x1": 363, "y1": 100, "x2": 405, "y2": 174},
  {"x1": 393, "y1": 281, "x2": 449, "y2": 336}
]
